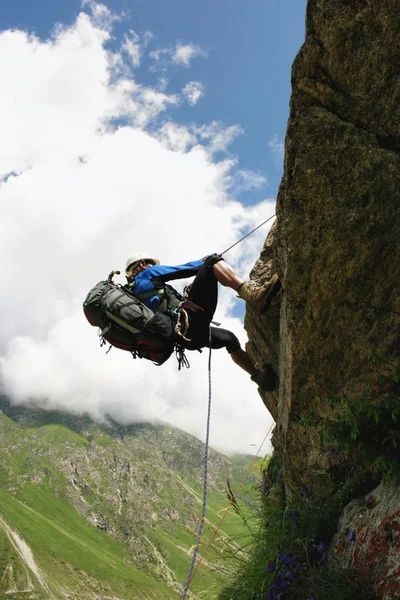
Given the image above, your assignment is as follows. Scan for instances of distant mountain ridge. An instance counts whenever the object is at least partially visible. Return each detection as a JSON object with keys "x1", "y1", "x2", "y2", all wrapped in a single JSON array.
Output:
[{"x1": 0, "y1": 396, "x2": 259, "y2": 599}]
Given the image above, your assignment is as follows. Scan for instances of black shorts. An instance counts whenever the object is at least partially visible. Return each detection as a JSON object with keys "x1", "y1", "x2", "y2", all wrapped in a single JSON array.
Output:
[{"x1": 180, "y1": 255, "x2": 241, "y2": 354}]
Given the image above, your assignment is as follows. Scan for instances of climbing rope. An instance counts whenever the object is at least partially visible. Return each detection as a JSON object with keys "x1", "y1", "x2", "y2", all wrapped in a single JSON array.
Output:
[
  {"x1": 179, "y1": 214, "x2": 276, "y2": 598},
  {"x1": 219, "y1": 213, "x2": 276, "y2": 256},
  {"x1": 179, "y1": 421, "x2": 274, "y2": 598},
  {"x1": 188, "y1": 421, "x2": 274, "y2": 585},
  {"x1": 179, "y1": 327, "x2": 213, "y2": 600}
]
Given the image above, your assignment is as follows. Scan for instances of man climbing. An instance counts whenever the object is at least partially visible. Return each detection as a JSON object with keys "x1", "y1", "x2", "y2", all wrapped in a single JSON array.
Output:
[{"x1": 125, "y1": 252, "x2": 281, "y2": 392}]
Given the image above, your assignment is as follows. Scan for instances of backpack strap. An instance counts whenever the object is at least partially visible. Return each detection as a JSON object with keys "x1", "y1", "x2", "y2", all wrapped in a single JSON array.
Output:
[
  {"x1": 135, "y1": 288, "x2": 166, "y2": 302},
  {"x1": 105, "y1": 310, "x2": 142, "y2": 335}
]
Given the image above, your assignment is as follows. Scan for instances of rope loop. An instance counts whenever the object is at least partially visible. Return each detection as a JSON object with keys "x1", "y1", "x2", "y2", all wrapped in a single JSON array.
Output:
[{"x1": 174, "y1": 303, "x2": 191, "y2": 342}]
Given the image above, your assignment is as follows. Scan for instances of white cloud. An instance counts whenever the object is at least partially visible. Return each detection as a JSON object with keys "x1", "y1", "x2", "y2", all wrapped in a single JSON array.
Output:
[
  {"x1": 0, "y1": 3, "x2": 275, "y2": 455},
  {"x1": 233, "y1": 170, "x2": 267, "y2": 193},
  {"x1": 122, "y1": 29, "x2": 141, "y2": 67},
  {"x1": 157, "y1": 77, "x2": 168, "y2": 92},
  {"x1": 149, "y1": 48, "x2": 170, "y2": 62},
  {"x1": 173, "y1": 42, "x2": 207, "y2": 66},
  {"x1": 156, "y1": 123, "x2": 197, "y2": 153},
  {"x1": 81, "y1": 0, "x2": 120, "y2": 30},
  {"x1": 196, "y1": 121, "x2": 244, "y2": 154},
  {"x1": 142, "y1": 31, "x2": 154, "y2": 47},
  {"x1": 268, "y1": 135, "x2": 285, "y2": 165},
  {"x1": 182, "y1": 81, "x2": 204, "y2": 105},
  {"x1": 149, "y1": 41, "x2": 207, "y2": 73}
]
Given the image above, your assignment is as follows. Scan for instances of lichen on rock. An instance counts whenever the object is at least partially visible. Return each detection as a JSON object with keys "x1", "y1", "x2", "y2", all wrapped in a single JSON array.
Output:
[{"x1": 331, "y1": 480, "x2": 400, "y2": 600}]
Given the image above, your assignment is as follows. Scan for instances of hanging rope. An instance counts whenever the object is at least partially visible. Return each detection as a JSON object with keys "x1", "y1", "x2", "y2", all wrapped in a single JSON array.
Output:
[
  {"x1": 179, "y1": 213, "x2": 276, "y2": 598},
  {"x1": 219, "y1": 214, "x2": 276, "y2": 256},
  {"x1": 187, "y1": 421, "x2": 274, "y2": 586},
  {"x1": 179, "y1": 327, "x2": 213, "y2": 600}
]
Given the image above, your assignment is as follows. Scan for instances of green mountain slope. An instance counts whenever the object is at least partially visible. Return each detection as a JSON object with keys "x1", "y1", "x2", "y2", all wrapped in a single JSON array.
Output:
[{"x1": 0, "y1": 399, "x2": 260, "y2": 599}]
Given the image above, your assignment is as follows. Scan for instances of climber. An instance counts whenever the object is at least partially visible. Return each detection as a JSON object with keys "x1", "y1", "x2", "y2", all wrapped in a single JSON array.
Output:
[{"x1": 125, "y1": 252, "x2": 281, "y2": 392}]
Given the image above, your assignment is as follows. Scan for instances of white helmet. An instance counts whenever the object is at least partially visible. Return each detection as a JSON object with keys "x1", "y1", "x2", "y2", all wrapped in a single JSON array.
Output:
[{"x1": 125, "y1": 252, "x2": 160, "y2": 274}]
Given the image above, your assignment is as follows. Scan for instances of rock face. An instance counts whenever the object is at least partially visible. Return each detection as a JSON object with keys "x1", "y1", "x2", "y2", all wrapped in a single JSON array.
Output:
[
  {"x1": 245, "y1": 0, "x2": 400, "y2": 596},
  {"x1": 331, "y1": 480, "x2": 400, "y2": 599}
]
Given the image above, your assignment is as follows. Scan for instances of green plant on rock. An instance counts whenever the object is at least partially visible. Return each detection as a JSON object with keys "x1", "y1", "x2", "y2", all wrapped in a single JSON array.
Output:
[
  {"x1": 218, "y1": 455, "x2": 377, "y2": 600},
  {"x1": 305, "y1": 353, "x2": 400, "y2": 475}
]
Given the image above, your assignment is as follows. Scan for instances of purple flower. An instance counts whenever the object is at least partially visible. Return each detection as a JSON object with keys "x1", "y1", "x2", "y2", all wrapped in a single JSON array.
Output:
[
  {"x1": 278, "y1": 552, "x2": 296, "y2": 566},
  {"x1": 286, "y1": 510, "x2": 300, "y2": 525},
  {"x1": 300, "y1": 484, "x2": 310, "y2": 499},
  {"x1": 317, "y1": 542, "x2": 325, "y2": 553},
  {"x1": 349, "y1": 530, "x2": 356, "y2": 543},
  {"x1": 279, "y1": 552, "x2": 289, "y2": 564},
  {"x1": 272, "y1": 573, "x2": 288, "y2": 591},
  {"x1": 285, "y1": 509, "x2": 301, "y2": 525},
  {"x1": 320, "y1": 553, "x2": 328, "y2": 564},
  {"x1": 267, "y1": 562, "x2": 276, "y2": 573},
  {"x1": 285, "y1": 569, "x2": 295, "y2": 582}
]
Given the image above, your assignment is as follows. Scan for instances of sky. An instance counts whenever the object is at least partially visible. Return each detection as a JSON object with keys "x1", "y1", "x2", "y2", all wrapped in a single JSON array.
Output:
[{"x1": 0, "y1": 0, "x2": 307, "y2": 455}]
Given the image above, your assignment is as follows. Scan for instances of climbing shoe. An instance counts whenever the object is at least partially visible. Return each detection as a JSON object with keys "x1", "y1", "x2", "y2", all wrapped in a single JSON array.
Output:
[
  {"x1": 251, "y1": 365, "x2": 279, "y2": 392},
  {"x1": 237, "y1": 274, "x2": 281, "y2": 313}
]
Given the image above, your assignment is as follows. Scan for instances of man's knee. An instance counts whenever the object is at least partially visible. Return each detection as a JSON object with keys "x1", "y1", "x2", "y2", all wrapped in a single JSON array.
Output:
[{"x1": 225, "y1": 331, "x2": 241, "y2": 354}]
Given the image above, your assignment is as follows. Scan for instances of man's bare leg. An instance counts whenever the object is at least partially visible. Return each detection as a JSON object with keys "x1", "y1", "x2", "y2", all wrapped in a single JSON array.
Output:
[
  {"x1": 230, "y1": 348, "x2": 258, "y2": 376},
  {"x1": 212, "y1": 261, "x2": 243, "y2": 292},
  {"x1": 211, "y1": 259, "x2": 280, "y2": 391},
  {"x1": 231, "y1": 348, "x2": 278, "y2": 392}
]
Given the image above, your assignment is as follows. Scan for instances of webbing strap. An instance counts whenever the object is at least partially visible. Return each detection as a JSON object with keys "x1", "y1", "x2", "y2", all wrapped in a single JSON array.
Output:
[
  {"x1": 135, "y1": 288, "x2": 165, "y2": 301},
  {"x1": 105, "y1": 310, "x2": 148, "y2": 335}
]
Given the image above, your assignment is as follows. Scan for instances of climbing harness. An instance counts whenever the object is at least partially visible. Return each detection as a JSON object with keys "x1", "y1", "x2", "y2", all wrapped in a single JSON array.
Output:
[
  {"x1": 179, "y1": 327, "x2": 213, "y2": 600},
  {"x1": 173, "y1": 285, "x2": 207, "y2": 343},
  {"x1": 219, "y1": 214, "x2": 276, "y2": 257}
]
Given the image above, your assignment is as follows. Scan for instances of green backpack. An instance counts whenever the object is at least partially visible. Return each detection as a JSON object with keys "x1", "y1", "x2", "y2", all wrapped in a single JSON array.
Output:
[{"x1": 83, "y1": 279, "x2": 177, "y2": 365}]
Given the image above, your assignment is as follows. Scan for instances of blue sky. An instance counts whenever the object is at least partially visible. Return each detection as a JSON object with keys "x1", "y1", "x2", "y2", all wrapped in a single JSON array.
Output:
[
  {"x1": 0, "y1": 0, "x2": 308, "y2": 453},
  {"x1": 1, "y1": 0, "x2": 307, "y2": 201}
]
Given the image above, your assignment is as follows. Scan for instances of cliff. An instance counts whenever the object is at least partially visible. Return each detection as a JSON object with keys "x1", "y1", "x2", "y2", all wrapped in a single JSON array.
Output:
[{"x1": 245, "y1": 0, "x2": 400, "y2": 597}]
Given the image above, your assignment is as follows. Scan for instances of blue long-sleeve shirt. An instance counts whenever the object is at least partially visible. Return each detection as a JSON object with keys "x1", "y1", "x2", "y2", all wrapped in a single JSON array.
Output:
[{"x1": 132, "y1": 259, "x2": 204, "y2": 311}]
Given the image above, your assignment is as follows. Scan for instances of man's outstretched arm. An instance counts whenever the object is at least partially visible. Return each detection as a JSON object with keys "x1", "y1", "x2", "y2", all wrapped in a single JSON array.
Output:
[{"x1": 136, "y1": 259, "x2": 205, "y2": 284}]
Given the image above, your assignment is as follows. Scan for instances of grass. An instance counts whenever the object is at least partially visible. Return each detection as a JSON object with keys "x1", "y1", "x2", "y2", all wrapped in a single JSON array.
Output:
[
  {"x1": 0, "y1": 485, "x2": 177, "y2": 599},
  {"x1": 0, "y1": 525, "x2": 35, "y2": 593},
  {"x1": 218, "y1": 456, "x2": 378, "y2": 600},
  {"x1": 0, "y1": 408, "x2": 260, "y2": 599},
  {"x1": 218, "y1": 502, "x2": 283, "y2": 600}
]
